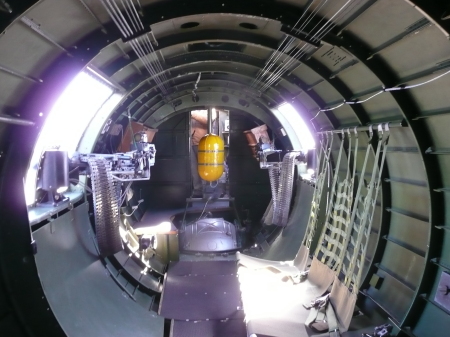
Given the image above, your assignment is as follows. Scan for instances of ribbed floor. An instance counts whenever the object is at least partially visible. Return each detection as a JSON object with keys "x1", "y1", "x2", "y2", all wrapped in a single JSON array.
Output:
[
  {"x1": 159, "y1": 261, "x2": 243, "y2": 320},
  {"x1": 170, "y1": 319, "x2": 246, "y2": 337},
  {"x1": 167, "y1": 260, "x2": 238, "y2": 276},
  {"x1": 160, "y1": 260, "x2": 246, "y2": 337}
]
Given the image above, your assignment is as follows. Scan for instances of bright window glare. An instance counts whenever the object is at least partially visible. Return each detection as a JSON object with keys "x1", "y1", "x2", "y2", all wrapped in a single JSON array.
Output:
[
  {"x1": 38, "y1": 71, "x2": 113, "y2": 154},
  {"x1": 25, "y1": 71, "x2": 119, "y2": 205},
  {"x1": 277, "y1": 103, "x2": 315, "y2": 150},
  {"x1": 77, "y1": 92, "x2": 124, "y2": 153},
  {"x1": 238, "y1": 266, "x2": 298, "y2": 321}
]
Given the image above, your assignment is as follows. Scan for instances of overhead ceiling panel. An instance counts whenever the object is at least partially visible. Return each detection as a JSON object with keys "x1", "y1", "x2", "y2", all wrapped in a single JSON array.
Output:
[
  {"x1": 377, "y1": 26, "x2": 450, "y2": 80},
  {"x1": 0, "y1": 73, "x2": 33, "y2": 108},
  {"x1": 329, "y1": 105, "x2": 359, "y2": 126},
  {"x1": 152, "y1": 14, "x2": 282, "y2": 40},
  {"x1": 279, "y1": 0, "x2": 372, "y2": 24},
  {"x1": 242, "y1": 44, "x2": 273, "y2": 59},
  {"x1": 386, "y1": 152, "x2": 426, "y2": 183},
  {"x1": 408, "y1": 76, "x2": 450, "y2": 112},
  {"x1": 336, "y1": 63, "x2": 382, "y2": 94},
  {"x1": 112, "y1": 62, "x2": 139, "y2": 83},
  {"x1": 90, "y1": 42, "x2": 127, "y2": 69},
  {"x1": 388, "y1": 127, "x2": 418, "y2": 148},
  {"x1": 311, "y1": 45, "x2": 354, "y2": 73},
  {"x1": 27, "y1": 0, "x2": 100, "y2": 46},
  {"x1": 345, "y1": 0, "x2": 424, "y2": 49},
  {"x1": 291, "y1": 63, "x2": 322, "y2": 85},
  {"x1": 359, "y1": 94, "x2": 403, "y2": 121},
  {"x1": 436, "y1": 157, "x2": 450, "y2": 186},
  {"x1": 297, "y1": 92, "x2": 319, "y2": 111},
  {"x1": 312, "y1": 81, "x2": 343, "y2": 103},
  {"x1": 0, "y1": 23, "x2": 60, "y2": 78},
  {"x1": 390, "y1": 183, "x2": 430, "y2": 221},
  {"x1": 424, "y1": 117, "x2": 450, "y2": 149}
]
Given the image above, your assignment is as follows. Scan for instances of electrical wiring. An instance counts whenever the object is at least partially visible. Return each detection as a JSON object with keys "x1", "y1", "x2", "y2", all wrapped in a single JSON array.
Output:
[
  {"x1": 260, "y1": 0, "x2": 369, "y2": 93},
  {"x1": 311, "y1": 0, "x2": 353, "y2": 42},
  {"x1": 122, "y1": 0, "x2": 139, "y2": 32},
  {"x1": 320, "y1": 102, "x2": 345, "y2": 112},
  {"x1": 266, "y1": 1, "x2": 450, "y2": 123},
  {"x1": 143, "y1": 34, "x2": 169, "y2": 82},
  {"x1": 388, "y1": 68, "x2": 450, "y2": 90},
  {"x1": 69, "y1": 178, "x2": 93, "y2": 194},
  {"x1": 101, "y1": 0, "x2": 450, "y2": 120},
  {"x1": 262, "y1": 0, "x2": 329, "y2": 86},
  {"x1": 310, "y1": 1, "x2": 357, "y2": 42},
  {"x1": 120, "y1": 185, "x2": 131, "y2": 205},
  {"x1": 259, "y1": 42, "x2": 312, "y2": 92},
  {"x1": 69, "y1": 166, "x2": 80, "y2": 174},
  {"x1": 315, "y1": 68, "x2": 450, "y2": 115},
  {"x1": 123, "y1": 199, "x2": 143, "y2": 216},
  {"x1": 251, "y1": 35, "x2": 292, "y2": 88},
  {"x1": 290, "y1": 0, "x2": 317, "y2": 34},
  {"x1": 197, "y1": 197, "x2": 212, "y2": 222},
  {"x1": 348, "y1": 90, "x2": 384, "y2": 104},
  {"x1": 131, "y1": 1, "x2": 144, "y2": 30},
  {"x1": 255, "y1": 0, "x2": 355, "y2": 92},
  {"x1": 99, "y1": 0, "x2": 169, "y2": 95},
  {"x1": 120, "y1": 0, "x2": 136, "y2": 31},
  {"x1": 109, "y1": 0, "x2": 133, "y2": 36},
  {"x1": 268, "y1": 0, "x2": 351, "y2": 86},
  {"x1": 99, "y1": 0, "x2": 129, "y2": 37},
  {"x1": 36, "y1": 190, "x2": 48, "y2": 204},
  {"x1": 130, "y1": 39, "x2": 168, "y2": 94},
  {"x1": 134, "y1": 0, "x2": 142, "y2": 10},
  {"x1": 119, "y1": 181, "x2": 132, "y2": 206},
  {"x1": 252, "y1": 0, "x2": 328, "y2": 89},
  {"x1": 127, "y1": 0, "x2": 169, "y2": 89}
]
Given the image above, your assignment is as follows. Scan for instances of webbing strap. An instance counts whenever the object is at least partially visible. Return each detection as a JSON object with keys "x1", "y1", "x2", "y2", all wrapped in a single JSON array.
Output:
[
  {"x1": 305, "y1": 305, "x2": 327, "y2": 331},
  {"x1": 305, "y1": 294, "x2": 329, "y2": 329},
  {"x1": 326, "y1": 302, "x2": 340, "y2": 337},
  {"x1": 329, "y1": 129, "x2": 358, "y2": 265},
  {"x1": 303, "y1": 133, "x2": 333, "y2": 248},
  {"x1": 315, "y1": 131, "x2": 350, "y2": 270},
  {"x1": 305, "y1": 294, "x2": 340, "y2": 336},
  {"x1": 343, "y1": 125, "x2": 384, "y2": 287},
  {"x1": 345, "y1": 124, "x2": 390, "y2": 291},
  {"x1": 335, "y1": 126, "x2": 374, "y2": 275}
]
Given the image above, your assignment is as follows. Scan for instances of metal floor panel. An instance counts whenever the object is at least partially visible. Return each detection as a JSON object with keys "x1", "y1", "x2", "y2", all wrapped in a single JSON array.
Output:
[
  {"x1": 167, "y1": 260, "x2": 237, "y2": 276},
  {"x1": 159, "y1": 274, "x2": 243, "y2": 320},
  {"x1": 170, "y1": 319, "x2": 246, "y2": 337},
  {"x1": 159, "y1": 261, "x2": 242, "y2": 320},
  {"x1": 33, "y1": 203, "x2": 164, "y2": 337}
]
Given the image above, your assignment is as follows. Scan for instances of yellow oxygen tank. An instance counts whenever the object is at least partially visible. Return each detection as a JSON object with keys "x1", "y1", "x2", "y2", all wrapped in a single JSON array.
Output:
[{"x1": 198, "y1": 134, "x2": 224, "y2": 181}]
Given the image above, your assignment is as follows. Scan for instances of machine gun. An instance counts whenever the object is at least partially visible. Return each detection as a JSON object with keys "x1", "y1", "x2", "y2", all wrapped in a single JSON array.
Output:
[
  {"x1": 73, "y1": 131, "x2": 156, "y2": 182},
  {"x1": 69, "y1": 132, "x2": 156, "y2": 257}
]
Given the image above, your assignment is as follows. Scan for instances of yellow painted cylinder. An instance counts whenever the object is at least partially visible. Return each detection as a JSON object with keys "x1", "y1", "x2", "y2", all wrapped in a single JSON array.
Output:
[{"x1": 198, "y1": 134, "x2": 224, "y2": 181}]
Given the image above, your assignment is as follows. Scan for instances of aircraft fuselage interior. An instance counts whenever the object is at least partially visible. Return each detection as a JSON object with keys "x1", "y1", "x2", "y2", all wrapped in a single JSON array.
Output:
[{"x1": 1, "y1": 1, "x2": 450, "y2": 337}]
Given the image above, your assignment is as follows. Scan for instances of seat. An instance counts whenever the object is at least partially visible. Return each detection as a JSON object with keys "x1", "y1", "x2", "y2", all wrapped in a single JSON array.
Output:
[
  {"x1": 238, "y1": 125, "x2": 391, "y2": 337},
  {"x1": 238, "y1": 133, "x2": 334, "y2": 281}
]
